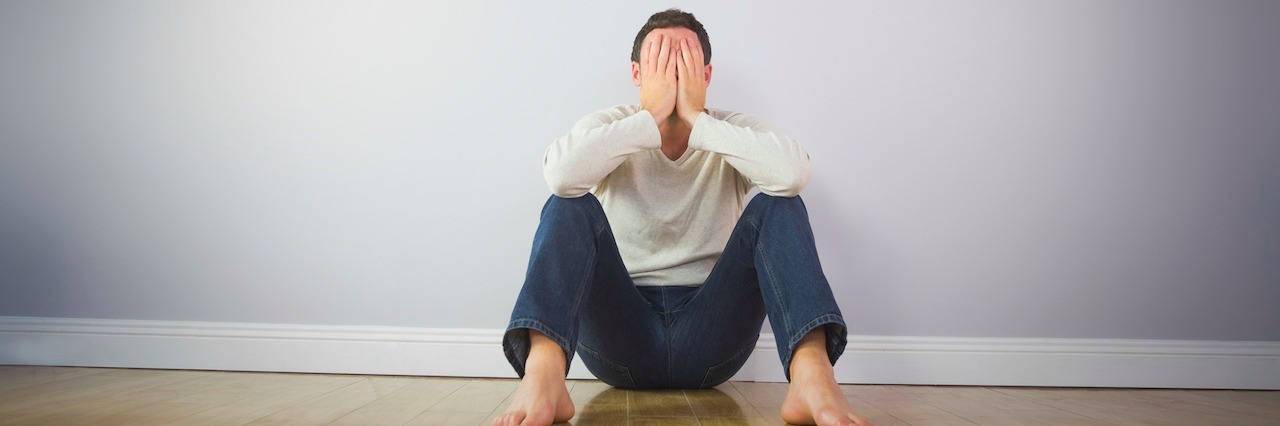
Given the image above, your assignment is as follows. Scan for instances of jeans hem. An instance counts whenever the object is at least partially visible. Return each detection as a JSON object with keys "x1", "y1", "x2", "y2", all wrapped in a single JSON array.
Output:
[
  {"x1": 503, "y1": 319, "x2": 574, "y2": 378},
  {"x1": 781, "y1": 313, "x2": 848, "y2": 382}
]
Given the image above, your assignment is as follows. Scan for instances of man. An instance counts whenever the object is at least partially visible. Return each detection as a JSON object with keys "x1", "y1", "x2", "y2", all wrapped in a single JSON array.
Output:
[{"x1": 495, "y1": 9, "x2": 870, "y2": 426}]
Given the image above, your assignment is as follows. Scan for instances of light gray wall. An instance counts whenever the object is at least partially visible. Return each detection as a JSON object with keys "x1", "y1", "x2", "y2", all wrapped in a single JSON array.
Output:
[{"x1": 1, "y1": 1, "x2": 1277, "y2": 341}]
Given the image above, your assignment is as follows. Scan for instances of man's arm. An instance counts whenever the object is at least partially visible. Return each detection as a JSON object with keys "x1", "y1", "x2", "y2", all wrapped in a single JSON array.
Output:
[
  {"x1": 544, "y1": 35, "x2": 679, "y2": 198},
  {"x1": 543, "y1": 108, "x2": 661, "y2": 198},
  {"x1": 687, "y1": 112, "x2": 812, "y2": 197},
  {"x1": 673, "y1": 37, "x2": 810, "y2": 197}
]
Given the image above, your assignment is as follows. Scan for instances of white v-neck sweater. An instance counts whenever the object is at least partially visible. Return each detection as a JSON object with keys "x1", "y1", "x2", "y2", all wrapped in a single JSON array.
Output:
[{"x1": 543, "y1": 104, "x2": 811, "y2": 287}]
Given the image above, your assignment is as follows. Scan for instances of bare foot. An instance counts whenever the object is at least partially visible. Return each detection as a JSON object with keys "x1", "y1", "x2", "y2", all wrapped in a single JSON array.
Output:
[
  {"x1": 492, "y1": 371, "x2": 574, "y2": 426},
  {"x1": 780, "y1": 367, "x2": 870, "y2": 425},
  {"x1": 493, "y1": 330, "x2": 575, "y2": 426},
  {"x1": 780, "y1": 328, "x2": 870, "y2": 425}
]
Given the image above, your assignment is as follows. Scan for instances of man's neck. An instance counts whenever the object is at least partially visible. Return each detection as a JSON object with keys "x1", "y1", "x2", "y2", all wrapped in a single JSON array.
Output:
[
  {"x1": 658, "y1": 117, "x2": 691, "y2": 161},
  {"x1": 659, "y1": 116, "x2": 692, "y2": 142}
]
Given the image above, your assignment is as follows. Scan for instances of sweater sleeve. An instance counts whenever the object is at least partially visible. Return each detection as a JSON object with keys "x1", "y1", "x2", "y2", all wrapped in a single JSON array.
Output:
[
  {"x1": 686, "y1": 110, "x2": 812, "y2": 197},
  {"x1": 543, "y1": 107, "x2": 662, "y2": 197}
]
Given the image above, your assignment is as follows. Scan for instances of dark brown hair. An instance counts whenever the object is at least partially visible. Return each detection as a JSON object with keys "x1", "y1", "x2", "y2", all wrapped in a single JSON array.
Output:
[{"x1": 630, "y1": 8, "x2": 711, "y2": 65}]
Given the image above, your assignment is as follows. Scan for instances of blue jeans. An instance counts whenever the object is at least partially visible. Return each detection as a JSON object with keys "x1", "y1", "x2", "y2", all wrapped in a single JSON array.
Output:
[{"x1": 502, "y1": 193, "x2": 847, "y2": 389}]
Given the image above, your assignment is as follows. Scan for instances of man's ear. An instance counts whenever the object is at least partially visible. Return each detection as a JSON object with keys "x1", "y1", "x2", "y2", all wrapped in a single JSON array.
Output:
[
  {"x1": 631, "y1": 61, "x2": 642, "y2": 87},
  {"x1": 704, "y1": 63, "x2": 713, "y2": 86}
]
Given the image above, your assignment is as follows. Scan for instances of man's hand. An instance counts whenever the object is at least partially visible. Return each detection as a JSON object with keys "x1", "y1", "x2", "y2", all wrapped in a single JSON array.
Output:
[
  {"x1": 675, "y1": 37, "x2": 707, "y2": 126},
  {"x1": 639, "y1": 35, "x2": 677, "y2": 125}
]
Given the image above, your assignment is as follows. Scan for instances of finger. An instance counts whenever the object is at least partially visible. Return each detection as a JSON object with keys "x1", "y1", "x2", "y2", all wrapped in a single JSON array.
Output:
[
  {"x1": 648, "y1": 37, "x2": 660, "y2": 75},
  {"x1": 657, "y1": 35, "x2": 671, "y2": 75},
  {"x1": 649, "y1": 36, "x2": 663, "y2": 75},
  {"x1": 694, "y1": 38, "x2": 705, "y2": 66},
  {"x1": 681, "y1": 39, "x2": 694, "y2": 77},
  {"x1": 675, "y1": 47, "x2": 684, "y2": 82},
  {"x1": 665, "y1": 35, "x2": 675, "y2": 75},
  {"x1": 667, "y1": 43, "x2": 678, "y2": 77}
]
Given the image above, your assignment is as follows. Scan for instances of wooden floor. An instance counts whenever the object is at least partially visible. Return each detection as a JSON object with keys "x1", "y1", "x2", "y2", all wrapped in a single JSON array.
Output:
[{"x1": 1, "y1": 365, "x2": 1278, "y2": 425}]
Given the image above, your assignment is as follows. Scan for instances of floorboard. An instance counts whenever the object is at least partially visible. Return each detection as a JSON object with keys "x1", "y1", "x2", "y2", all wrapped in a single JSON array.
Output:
[{"x1": 0, "y1": 365, "x2": 1276, "y2": 425}]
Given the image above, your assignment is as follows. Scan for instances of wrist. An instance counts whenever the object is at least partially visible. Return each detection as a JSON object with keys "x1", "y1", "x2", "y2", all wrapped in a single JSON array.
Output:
[
  {"x1": 644, "y1": 107, "x2": 665, "y2": 124},
  {"x1": 682, "y1": 109, "x2": 703, "y2": 126}
]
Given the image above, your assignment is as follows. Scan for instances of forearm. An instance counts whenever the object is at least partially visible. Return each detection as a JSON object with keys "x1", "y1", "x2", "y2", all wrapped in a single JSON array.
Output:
[
  {"x1": 687, "y1": 112, "x2": 811, "y2": 196},
  {"x1": 544, "y1": 109, "x2": 661, "y2": 197}
]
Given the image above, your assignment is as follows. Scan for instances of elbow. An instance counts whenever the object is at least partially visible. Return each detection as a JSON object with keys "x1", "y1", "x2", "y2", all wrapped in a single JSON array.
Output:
[
  {"x1": 762, "y1": 174, "x2": 808, "y2": 197},
  {"x1": 757, "y1": 169, "x2": 809, "y2": 197},
  {"x1": 542, "y1": 149, "x2": 583, "y2": 198},
  {"x1": 763, "y1": 161, "x2": 811, "y2": 197},
  {"x1": 544, "y1": 167, "x2": 589, "y2": 198},
  {"x1": 549, "y1": 184, "x2": 588, "y2": 198}
]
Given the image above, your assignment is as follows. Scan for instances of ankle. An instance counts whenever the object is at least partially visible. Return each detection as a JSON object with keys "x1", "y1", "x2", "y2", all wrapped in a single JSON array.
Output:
[
  {"x1": 525, "y1": 330, "x2": 567, "y2": 378},
  {"x1": 789, "y1": 354, "x2": 835, "y2": 382},
  {"x1": 525, "y1": 361, "x2": 564, "y2": 379},
  {"x1": 525, "y1": 354, "x2": 566, "y2": 379}
]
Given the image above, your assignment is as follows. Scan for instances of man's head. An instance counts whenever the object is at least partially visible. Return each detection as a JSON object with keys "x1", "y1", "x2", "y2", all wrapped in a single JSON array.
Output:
[
  {"x1": 630, "y1": 8, "x2": 712, "y2": 88},
  {"x1": 631, "y1": 9, "x2": 711, "y2": 66}
]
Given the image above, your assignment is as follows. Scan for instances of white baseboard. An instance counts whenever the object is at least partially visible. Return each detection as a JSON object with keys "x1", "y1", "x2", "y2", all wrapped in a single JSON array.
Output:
[{"x1": 1, "y1": 316, "x2": 1277, "y2": 389}]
